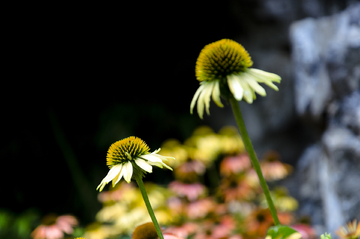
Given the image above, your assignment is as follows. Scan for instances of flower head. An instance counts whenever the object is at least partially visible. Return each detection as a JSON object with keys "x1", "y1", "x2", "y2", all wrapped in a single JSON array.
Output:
[
  {"x1": 97, "y1": 136, "x2": 174, "y2": 192},
  {"x1": 336, "y1": 220, "x2": 360, "y2": 239},
  {"x1": 191, "y1": 39, "x2": 281, "y2": 118}
]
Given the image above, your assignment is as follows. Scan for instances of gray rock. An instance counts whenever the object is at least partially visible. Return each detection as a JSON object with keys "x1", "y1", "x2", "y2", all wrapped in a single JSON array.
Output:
[{"x1": 290, "y1": 2, "x2": 360, "y2": 235}]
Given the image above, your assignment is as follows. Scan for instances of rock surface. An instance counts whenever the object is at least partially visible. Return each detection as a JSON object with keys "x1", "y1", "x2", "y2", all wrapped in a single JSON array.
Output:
[{"x1": 290, "y1": 3, "x2": 360, "y2": 234}]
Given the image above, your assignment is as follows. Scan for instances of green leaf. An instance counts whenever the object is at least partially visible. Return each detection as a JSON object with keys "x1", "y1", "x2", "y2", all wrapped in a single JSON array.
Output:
[{"x1": 266, "y1": 225, "x2": 301, "y2": 239}]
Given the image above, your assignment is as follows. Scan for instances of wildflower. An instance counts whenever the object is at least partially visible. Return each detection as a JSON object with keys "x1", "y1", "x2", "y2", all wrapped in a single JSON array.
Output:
[
  {"x1": 31, "y1": 214, "x2": 78, "y2": 239},
  {"x1": 336, "y1": 220, "x2": 360, "y2": 239},
  {"x1": 191, "y1": 39, "x2": 281, "y2": 118},
  {"x1": 97, "y1": 136, "x2": 173, "y2": 192}
]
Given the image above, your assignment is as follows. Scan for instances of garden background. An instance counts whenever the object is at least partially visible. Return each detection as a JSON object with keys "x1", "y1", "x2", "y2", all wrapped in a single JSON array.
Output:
[{"x1": 1, "y1": 0, "x2": 359, "y2": 238}]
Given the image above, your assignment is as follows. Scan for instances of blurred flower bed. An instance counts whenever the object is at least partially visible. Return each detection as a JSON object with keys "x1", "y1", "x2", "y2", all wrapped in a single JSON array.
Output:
[{"x1": 2, "y1": 126, "x2": 317, "y2": 239}]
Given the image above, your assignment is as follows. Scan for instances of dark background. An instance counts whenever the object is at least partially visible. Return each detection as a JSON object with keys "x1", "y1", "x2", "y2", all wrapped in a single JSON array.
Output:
[{"x1": 2, "y1": 0, "x2": 357, "y2": 228}]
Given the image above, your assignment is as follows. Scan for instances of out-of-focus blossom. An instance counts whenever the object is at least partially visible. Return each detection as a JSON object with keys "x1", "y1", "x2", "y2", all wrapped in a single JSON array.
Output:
[
  {"x1": 291, "y1": 224, "x2": 316, "y2": 239},
  {"x1": 97, "y1": 182, "x2": 172, "y2": 234},
  {"x1": 165, "y1": 223, "x2": 199, "y2": 238},
  {"x1": 218, "y1": 126, "x2": 245, "y2": 155},
  {"x1": 259, "y1": 151, "x2": 292, "y2": 181},
  {"x1": 97, "y1": 182, "x2": 137, "y2": 203},
  {"x1": 169, "y1": 181, "x2": 207, "y2": 201},
  {"x1": 31, "y1": 214, "x2": 78, "y2": 239},
  {"x1": 219, "y1": 176, "x2": 255, "y2": 202},
  {"x1": 174, "y1": 160, "x2": 206, "y2": 183},
  {"x1": 186, "y1": 198, "x2": 216, "y2": 219},
  {"x1": 246, "y1": 208, "x2": 294, "y2": 238},
  {"x1": 336, "y1": 220, "x2": 360, "y2": 239},
  {"x1": 259, "y1": 187, "x2": 298, "y2": 212},
  {"x1": 211, "y1": 215, "x2": 236, "y2": 238},
  {"x1": 160, "y1": 139, "x2": 189, "y2": 167},
  {"x1": 185, "y1": 126, "x2": 222, "y2": 165},
  {"x1": 245, "y1": 208, "x2": 275, "y2": 237},
  {"x1": 220, "y1": 154, "x2": 251, "y2": 176},
  {"x1": 83, "y1": 222, "x2": 113, "y2": 239}
]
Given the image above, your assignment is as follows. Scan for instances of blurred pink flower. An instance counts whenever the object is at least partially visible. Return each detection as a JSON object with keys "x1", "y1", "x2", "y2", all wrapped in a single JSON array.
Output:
[
  {"x1": 165, "y1": 222, "x2": 199, "y2": 238},
  {"x1": 31, "y1": 214, "x2": 78, "y2": 239},
  {"x1": 186, "y1": 198, "x2": 215, "y2": 219},
  {"x1": 291, "y1": 224, "x2": 316, "y2": 239},
  {"x1": 220, "y1": 154, "x2": 251, "y2": 176},
  {"x1": 175, "y1": 160, "x2": 206, "y2": 183},
  {"x1": 169, "y1": 181, "x2": 206, "y2": 201}
]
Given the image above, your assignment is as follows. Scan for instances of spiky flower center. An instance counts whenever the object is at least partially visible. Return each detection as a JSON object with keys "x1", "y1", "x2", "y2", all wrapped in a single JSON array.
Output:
[
  {"x1": 195, "y1": 39, "x2": 253, "y2": 82},
  {"x1": 106, "y1": 136, "x2": 150, "y2": 167}
]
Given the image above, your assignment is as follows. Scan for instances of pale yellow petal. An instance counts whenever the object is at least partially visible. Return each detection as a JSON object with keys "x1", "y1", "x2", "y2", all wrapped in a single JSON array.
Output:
[
  {"x1": 211, "y1": 81, "x2": 224, "y2": 107},
  {"x1": 227, "y1": 75, "x2": 243, "y2": 101},
  {"x1": 243, "y1": 72, "x2": 267, "y2": 96},
  {"x1": 190, "y1": 84, "x2": 205, "y2": 114},
  {"x1": 123, "y1": 162, "x2": 133, "y2": 183},
  {"x1": 135, "y1": 158, "x2": 152, "y2": 173}
]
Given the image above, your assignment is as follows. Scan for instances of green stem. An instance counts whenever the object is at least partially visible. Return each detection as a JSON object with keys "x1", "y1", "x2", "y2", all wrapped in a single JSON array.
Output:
[
  {"x1": 135, "y1": 175, "x2": 164, "y2": 239},
  {"x1": 229, "y1": 97, "x2": 280, "y2": 225}
]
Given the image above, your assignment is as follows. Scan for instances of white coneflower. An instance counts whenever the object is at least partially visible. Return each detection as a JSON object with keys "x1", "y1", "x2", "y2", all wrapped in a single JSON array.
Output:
[
  {"x1": 191, "y1": 39, "x2": 281, "y2": 119},
  {"x1": 97, "y1": 136, "x2": 173, "y2": 192}
]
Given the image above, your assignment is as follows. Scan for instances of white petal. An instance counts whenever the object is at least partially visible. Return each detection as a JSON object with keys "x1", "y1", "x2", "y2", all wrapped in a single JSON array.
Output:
[
  {"x1": 238, "y1": 76, "x2": 254, "y2": 104},
  {"x1": 211, "y1": 81, "x2": 224, "y2": 107},
  {"x1": 96, "y1": 164, "x2": 122, "y2": 191},
  {"x1": 246, "y1": 68, "x2": 281, "y2": 91},
  {"x1": 197, "y1": 82, "x2": 213, "y2": 119},
  {"x1": 141, "y1": 154, "x2": 173, "y2": 171},
  {"x1": 123, "y1": 162, "x2": 133, "y2": 183},
  {"x1": 113, "y1": 165, "x2": 125, "y2": 186},
  {"x1": 190, "y1": 84, "x2": 205, "y2": 114},
  {"x1": 243, "y1": 73, "x2": 267, "y2": 96},
  {"x1": 247, "y1": 68, "x2": 281, "y2": 83},
  {"x1": 140, "y1": 154, "x2": 163, "y2": 163},
  {"x1": 227, "y1": 75, "x2": 243, "y2": 101},
  {"x1": 135, "y1": 158, "x2": 153, "y2": 173},
  {"x1": 105, "y1": 165, "x2": 122, "y2": 182}
]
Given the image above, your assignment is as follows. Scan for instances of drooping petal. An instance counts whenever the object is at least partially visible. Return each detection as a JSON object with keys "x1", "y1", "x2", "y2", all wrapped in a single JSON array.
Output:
[
  {"x1": 211, "y1": 80, "x2": 224, "y2": 107},
  {"x1": 123, "y1": 162, "x2": 133, "y2": 183},
  {"x1": 135, "y1": 158, "x2": 153, "y2": 173},
  {"x1": 140, "y1": 154, "x2": 173, "y2": 171},
  {"x1": 237, "y1": 75, "x2": 254, "y2": 103},
  {"x1": 227, "y1": 75, "x2": 244, "y2": 101},
  {"x1": 190, "y1": 84, "x2": 205, "y2": 114},
  {"x1": 197, "y1": 82, "x2": 214, "y2": 119},
  {"x1": 247, "y1": 68, "x2": 281, "y2": 82},
  {"x1": 97, "y1": 164, "x2": 122, "y2": 191},
  {"x1": 243, "y1": 72, "x2": 267, "y2": 96},
  {"x1": 246, "y1": 68, "x2": 281, "y2": 91},
  {"x1": 112, "y1": 165, "x2": 125, "y2": 186}
]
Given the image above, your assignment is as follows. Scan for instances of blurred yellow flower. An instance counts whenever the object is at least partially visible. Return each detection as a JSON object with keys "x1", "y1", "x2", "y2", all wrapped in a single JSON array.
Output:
[
  {"x1": 97, "y1": 136, "x2": 173, "y2": 192},
  {"x1": 191, "y1": 39, "x2": 281, "y2": 119}
]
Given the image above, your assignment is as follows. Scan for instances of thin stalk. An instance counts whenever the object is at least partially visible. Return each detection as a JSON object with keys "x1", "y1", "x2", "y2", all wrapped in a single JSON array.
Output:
[
  {"x1": 135, "y1": 175, "x2": 164, "y2": 239},
  {"x1": 229, "y1": 96, "x2": 280, "y2": 225}
]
